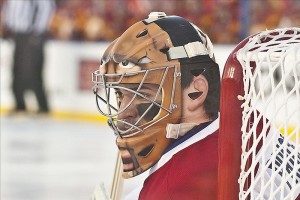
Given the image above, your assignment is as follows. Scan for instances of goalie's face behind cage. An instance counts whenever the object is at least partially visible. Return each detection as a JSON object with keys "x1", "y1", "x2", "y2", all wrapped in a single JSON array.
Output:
[{"x1": 92, "y1": 12, "x2": 220, "y2": 178}]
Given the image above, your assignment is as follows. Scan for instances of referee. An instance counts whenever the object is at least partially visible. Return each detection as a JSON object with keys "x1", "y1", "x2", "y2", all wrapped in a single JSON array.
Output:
[{"x1": 2, "y1": 0, "x2": 55, "y2": 115}]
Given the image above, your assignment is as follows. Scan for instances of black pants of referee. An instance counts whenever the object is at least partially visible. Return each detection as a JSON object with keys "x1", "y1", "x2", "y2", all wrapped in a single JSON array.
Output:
[{"x1": 12, "y1": 33, "x2": 49, "y2": 113}]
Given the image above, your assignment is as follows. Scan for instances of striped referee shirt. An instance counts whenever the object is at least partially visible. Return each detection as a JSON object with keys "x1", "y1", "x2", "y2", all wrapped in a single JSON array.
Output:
[{"x1": 3, "y1": 0, "x2": 55, "y2": 34}]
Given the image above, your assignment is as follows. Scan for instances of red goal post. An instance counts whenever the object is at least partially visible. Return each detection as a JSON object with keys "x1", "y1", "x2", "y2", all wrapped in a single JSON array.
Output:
[{"x1": 218, "y1": 28, "x2": 300, "y2": 200}]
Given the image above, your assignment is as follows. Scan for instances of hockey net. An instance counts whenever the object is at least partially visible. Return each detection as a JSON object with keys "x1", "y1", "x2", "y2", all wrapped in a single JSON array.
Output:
[{"x1": 218, "y1": 27, "x2": 300, "y2": 200}]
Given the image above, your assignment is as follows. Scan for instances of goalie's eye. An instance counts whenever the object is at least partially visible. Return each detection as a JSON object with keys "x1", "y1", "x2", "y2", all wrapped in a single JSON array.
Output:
[
  {"x1": 119, "y1": 60, "x2": 135, "y2": 69},
  {"x1": 115, "y1": 90, "x2": 124, "y2": 100}
]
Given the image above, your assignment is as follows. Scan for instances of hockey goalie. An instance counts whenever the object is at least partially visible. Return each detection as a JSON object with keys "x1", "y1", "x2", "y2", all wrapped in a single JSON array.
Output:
[{"x1": 92, "y1": 12, "x2": 221, "y2": 200}]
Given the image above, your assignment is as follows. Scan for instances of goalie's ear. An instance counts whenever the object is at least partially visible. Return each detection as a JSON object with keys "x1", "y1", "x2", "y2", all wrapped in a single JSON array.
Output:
[{"x1": 185, "y1": 74, "x2": 208, "y2": 111}]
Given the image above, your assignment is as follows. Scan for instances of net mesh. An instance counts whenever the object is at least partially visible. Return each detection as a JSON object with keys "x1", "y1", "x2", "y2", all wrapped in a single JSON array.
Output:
[{"x1": 236, "y1": 28, "x2": 300, "y2": 200}]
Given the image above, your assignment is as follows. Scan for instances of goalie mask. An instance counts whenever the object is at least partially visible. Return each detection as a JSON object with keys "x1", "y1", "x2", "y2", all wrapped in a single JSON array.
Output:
[{"x1": 92, "y1": 12, "x2": 219, "y2": 178}]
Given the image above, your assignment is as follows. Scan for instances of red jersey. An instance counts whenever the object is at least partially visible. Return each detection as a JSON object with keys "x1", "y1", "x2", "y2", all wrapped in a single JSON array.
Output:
[{"x1": 138, "y1": 118, "x2": 219, "y2": 200}]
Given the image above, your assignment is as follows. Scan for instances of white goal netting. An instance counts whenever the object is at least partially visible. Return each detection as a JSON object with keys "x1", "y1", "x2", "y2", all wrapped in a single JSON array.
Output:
[{"x1": 236, "y1": 28, "x2": 300, "y2": 200}]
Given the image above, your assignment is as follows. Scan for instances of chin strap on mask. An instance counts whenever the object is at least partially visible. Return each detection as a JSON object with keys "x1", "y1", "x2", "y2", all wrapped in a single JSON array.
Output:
[{"x1": 166, "y1": 123, "x2": 199, "y2": 139}]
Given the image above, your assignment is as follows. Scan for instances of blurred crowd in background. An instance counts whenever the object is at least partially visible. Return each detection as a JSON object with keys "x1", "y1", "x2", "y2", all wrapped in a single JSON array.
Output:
[
  {"x1": 1, "y1": 0, "x2": 300, "y2": 44},
  {"x1": 45, "y1": 0, "x2": 300, "y2": 44}
]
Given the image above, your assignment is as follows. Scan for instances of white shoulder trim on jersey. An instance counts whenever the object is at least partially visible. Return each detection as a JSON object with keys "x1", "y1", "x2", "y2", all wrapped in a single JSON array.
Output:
[
  {"x1": 149, "y1": 116, "x2": 220, "y2": 175},
  {"x1": 123, "y1": 185, "x2": 143, "y2": 200}
]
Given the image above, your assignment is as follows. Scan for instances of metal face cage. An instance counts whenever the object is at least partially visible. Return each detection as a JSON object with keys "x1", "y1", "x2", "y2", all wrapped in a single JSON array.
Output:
[{"x1": 92, "y1": 66, "x2": 178, "y2": 138}]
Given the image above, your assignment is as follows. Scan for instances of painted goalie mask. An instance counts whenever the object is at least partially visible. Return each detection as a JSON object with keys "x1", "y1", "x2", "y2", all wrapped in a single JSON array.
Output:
[{"x1": 92, "y1": 12, "x2": 218, "y2": 178}]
